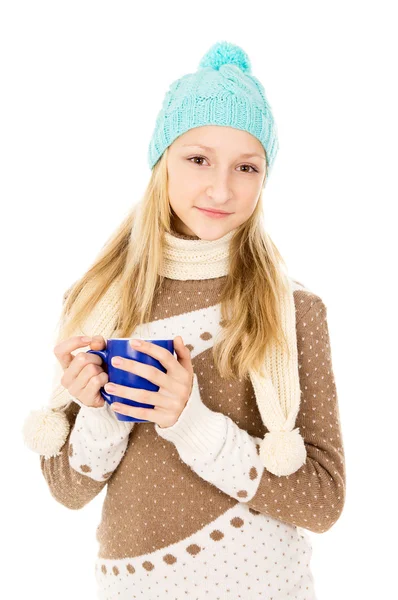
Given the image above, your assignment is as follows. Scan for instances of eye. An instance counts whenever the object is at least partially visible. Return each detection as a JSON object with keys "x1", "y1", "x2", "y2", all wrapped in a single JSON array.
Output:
[
  {"x1": 188, "y1": 156, "x2": 208, "y2": 166},
  {"x1": 238, "y1": 164, "x2": 258, "y2": 173},
  {"x1": 188, "y1": 156, "x2": 258, "y2": 173}
]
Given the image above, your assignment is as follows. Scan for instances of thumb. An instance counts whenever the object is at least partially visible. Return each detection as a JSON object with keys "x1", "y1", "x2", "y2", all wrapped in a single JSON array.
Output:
[{"x1": 90, "y1": 335, "x2": 106, "y2": 349}]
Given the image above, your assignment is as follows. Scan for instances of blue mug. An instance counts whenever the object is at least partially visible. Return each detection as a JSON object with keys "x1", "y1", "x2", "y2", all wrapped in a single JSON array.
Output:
[{"x1": 86, "y1": 338, "x2": 175, "y2": 422}]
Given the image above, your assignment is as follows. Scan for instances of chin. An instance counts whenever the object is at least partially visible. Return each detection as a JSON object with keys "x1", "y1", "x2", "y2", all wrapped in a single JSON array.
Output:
[
  {"x1": 176, "y1": 211, "x2": 236, "y2": 240},
  {"x1": 192, "y1": 225, "x2": 233, "y2": 241}
]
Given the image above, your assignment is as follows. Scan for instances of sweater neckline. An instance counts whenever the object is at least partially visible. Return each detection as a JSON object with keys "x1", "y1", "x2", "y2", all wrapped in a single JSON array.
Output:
[{"x1": 158, "y1": 226, "x2": 238, "y2": 280}]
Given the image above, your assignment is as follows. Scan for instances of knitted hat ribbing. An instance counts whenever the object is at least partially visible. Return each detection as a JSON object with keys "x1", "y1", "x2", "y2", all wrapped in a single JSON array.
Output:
[{"x1": 147, "y1": 40, "x2": 279, "y2": 174}]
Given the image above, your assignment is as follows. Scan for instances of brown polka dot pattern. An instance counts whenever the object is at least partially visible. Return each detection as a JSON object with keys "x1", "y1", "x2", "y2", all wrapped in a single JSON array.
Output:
[
  {"x1": 186, "y1": 544, "x2": 201, "y2": 556},
  {"x1": 80, "y1": 464, "x2": 92, "y2": 473},
  {"x1": 90, "y1": 287, "x2": 345, "y2": 563},
  {"x1": 230, "y1": 516, "x2": 244, "y2": 528},
  {"x1": 94, "y1": 501, "x2": 317, "y2": 596},
  {"x1": 248, "y1": 295, "x2": 346, "y2": 534},
  {"x1": 42, "y1": 278, "x2": 344, "y2": 599},
  {"x1": 249, "y1": 466, "x2": 258, "y2": 480},
  {"x1": 200, "y1": 331, "x2": 212, "y2": 341},
  {"x1": 163, "y1": 554, "x2": 177, "y2": 565},
  {"x1": 237, "y1": 490, "x2": 248, "y2": 498},
  {"x1": 210, "y1": 530, "x2": 224, "y2": 541},
  {"x1": 40, "y1": 402, "x2": 108, "y2": 510}
]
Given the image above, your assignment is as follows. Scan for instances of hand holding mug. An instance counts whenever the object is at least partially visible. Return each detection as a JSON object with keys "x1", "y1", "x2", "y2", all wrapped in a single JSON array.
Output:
[
  {"x1": 89, "y1": 336, "x2": 194, "y2": 429},
  {"x1": 53, "y1": 335, "x2": 109, "y2": 408}
]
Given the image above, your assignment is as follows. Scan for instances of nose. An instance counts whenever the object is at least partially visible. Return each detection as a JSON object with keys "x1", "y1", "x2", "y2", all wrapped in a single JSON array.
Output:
[{"x1": 206, "y1": 169, "x2": 233, "y2": 204}]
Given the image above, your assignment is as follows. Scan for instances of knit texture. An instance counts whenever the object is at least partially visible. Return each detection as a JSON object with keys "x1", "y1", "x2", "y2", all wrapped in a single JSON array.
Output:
[
  {"x1": 147, "y1": 40, "x2": 279, "y2": 173},
  {"x1": 37, "y1": 228, "x2": 346, "y2": 599},
  {"x1": 160, "y1": 226, "x2": 306, "y2": 477},
  {"x1": 160, "y1": 227, "x2": 235, "y2": 279},
  {"x1": 25, "y1": 227, "x2": 305, "y2": 477}
]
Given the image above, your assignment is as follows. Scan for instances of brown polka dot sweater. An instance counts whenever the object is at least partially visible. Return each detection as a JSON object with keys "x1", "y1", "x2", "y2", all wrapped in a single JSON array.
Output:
[{"x1": 40, "y1": 230, "x2": 346, "y2": 600}]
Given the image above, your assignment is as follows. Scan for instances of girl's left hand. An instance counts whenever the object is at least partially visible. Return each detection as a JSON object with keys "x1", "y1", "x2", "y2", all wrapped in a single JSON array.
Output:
[{"x1": 105, "y1": 337, "x2": 194, "y2": 429}]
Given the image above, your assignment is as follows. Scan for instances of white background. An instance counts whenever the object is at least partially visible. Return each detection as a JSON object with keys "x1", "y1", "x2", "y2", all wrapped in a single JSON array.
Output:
[{"x1": 2, "y1": 1, "x2": 397, "y2": 598}]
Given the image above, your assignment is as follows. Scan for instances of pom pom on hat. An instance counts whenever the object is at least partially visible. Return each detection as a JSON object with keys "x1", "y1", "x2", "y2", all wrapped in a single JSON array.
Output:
[
  {"x1": 22, "y1": 407, "x2": 70, "y2": 460},
  {"x1": 199, "y1": 40, "x2": 252, "y2": 73},
  {"x1": 259, "y1": 428, "x2": 307, "y2": 477}
]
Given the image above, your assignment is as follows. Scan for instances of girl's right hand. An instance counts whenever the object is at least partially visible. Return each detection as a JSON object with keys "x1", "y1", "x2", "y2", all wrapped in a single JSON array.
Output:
[{"x1": 54, "y1": 335, "x2": 109, "y2": 408}]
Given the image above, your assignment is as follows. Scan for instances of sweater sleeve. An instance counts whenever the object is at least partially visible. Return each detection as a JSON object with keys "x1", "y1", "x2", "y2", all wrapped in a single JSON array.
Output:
[
  {"x1": 155, "y1": 299, "x2": 346, "y2": 534},
  {"x1": 40, "y1": 400, "x2": 134, "y2": 510}
]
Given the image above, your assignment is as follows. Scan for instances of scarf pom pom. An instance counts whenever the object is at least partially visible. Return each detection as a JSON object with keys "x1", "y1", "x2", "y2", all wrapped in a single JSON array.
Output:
[
  {"x1": 259, "y1": 428, "x2": 307, "y2": 476},
  {"x1": 22, "y1": 407, "x2": 70, "y2": 460}
]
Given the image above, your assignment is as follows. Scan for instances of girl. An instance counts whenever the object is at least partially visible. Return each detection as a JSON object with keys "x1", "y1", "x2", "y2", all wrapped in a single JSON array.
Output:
[{"x1": 23, "y1": 41, "x2": 346, "y2": 600}]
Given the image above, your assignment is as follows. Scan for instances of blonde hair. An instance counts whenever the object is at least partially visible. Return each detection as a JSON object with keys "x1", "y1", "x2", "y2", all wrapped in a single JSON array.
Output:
[{"x1": 56, "y1": 147, "x2": 290, "y2": 381}]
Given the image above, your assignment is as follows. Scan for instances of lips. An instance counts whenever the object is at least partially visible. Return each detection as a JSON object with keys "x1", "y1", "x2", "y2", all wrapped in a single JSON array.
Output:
[
  {"x1": 196, "y1": 207, "x2": 231, "y2": 215},
  {"x1": 196, "y1": 207, "x2": 232, "y2": 219}
]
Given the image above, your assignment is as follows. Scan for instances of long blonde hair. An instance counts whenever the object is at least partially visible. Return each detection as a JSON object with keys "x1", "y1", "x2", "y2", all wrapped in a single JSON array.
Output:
[{"x1": 56, "y1": 147, "x2": 290, "y2": 381}]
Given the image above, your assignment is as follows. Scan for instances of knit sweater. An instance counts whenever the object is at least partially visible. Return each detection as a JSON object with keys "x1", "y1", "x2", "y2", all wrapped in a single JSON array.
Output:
[{"x1": 40, "y1": 229, "x2": 346, "y2": 600}]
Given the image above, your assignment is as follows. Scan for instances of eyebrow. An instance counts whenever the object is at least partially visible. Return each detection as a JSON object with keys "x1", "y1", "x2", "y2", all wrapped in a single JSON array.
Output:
[{"x1": 181, "y1": 144, "x2": 266, "y2": 161}]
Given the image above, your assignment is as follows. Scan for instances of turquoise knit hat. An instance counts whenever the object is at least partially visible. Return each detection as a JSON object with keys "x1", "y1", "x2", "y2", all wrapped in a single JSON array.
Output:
[{"x1": 147, "y1": 40, "x2": 279, "y2": 175}]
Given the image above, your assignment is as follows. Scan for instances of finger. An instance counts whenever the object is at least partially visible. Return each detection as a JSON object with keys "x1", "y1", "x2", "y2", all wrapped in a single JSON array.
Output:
[
  {"x1": 74, "y1": 371, "x2": 109, "y2": 404},
  {"x1": 111, "y1": 355, "x2": 179, "y2": 394},
  {"x1": 54, "y1": 334, "x2": 107, "y2": 371},
  {"x1": 173, "y1": 336, "x2": 194, "y2": 377},
  {"x1": 128, "y1": 338, "x2": 188, "y2": 381},
  {"x1": 54, "y1": 335, "x2": 94, "y2": 370},
  {"x1": 104, "y1": 383, "x2": 170, "y2": 409},
  {"x1": 62, "y1": 356, "x2": 104, "y2": 391},
  {"x1": 90, "y1": 335, "x2": 106, "y2": 349},
  {"x1": 110, "y1": 401, "x2": 162, "y2": 425}
]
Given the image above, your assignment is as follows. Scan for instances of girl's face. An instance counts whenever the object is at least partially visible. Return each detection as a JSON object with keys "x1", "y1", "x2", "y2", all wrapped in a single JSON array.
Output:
[{"x1": 166, "y1": 125, "x2": 267, "y2": 240}]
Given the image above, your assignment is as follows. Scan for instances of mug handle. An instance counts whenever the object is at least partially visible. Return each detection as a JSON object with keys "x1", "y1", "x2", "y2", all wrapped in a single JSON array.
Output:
[{"x1": 86, "y1": 348, "x2": 113, "y2": 405}]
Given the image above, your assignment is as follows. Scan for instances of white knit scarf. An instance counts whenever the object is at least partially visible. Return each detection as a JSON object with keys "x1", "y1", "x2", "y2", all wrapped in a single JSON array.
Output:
[{"x1": 22, "y1": 227, "x2": 306, "y2": 476}]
